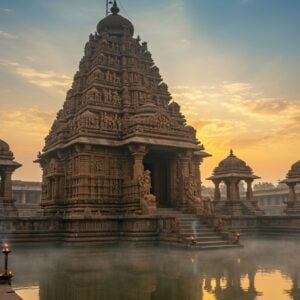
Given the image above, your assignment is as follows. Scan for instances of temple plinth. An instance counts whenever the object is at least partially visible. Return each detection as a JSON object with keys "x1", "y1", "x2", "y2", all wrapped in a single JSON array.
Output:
[
  {"x1": 36, "y1": 1, "x2": 210, "y2": 217},
  {"x1": 281, "y1": 160, "x2": 300, "y2": 215},
  {"x1": 0, "y1": 139, "x2": 21, "y2": 217},
  {"x1": 207, "y1": 150, "x2": 262, "y2": 216}
]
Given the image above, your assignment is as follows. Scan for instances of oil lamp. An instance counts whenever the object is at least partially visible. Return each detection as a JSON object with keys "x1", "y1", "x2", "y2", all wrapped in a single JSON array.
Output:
[
  {"x1": 0, "y1": 243, "x2": 13, "y2": 284},
  {"x1": 234, "y1": 233, "x2": 241, "y2": 244}
]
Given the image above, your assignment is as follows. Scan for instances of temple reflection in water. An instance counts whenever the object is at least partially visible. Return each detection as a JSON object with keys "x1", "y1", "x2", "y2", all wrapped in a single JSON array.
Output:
[{"x1": 12, "y1": 240, "x2": 300, "y2": 300}]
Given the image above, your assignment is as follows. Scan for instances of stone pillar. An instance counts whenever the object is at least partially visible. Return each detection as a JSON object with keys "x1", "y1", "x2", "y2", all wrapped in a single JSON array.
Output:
[
  {"x1": 169, "y1": 157, "x2": 178, "y2": 207},
  {"x1": 128, "y1": 144, "x2": 147, "y2": 180},
  {"x1": 3, "y1": 171, "x2": 13, "y2": 199},
  {"x1": 288, "y1": 183, "x2": 296, "y2": 203},
  {"x1": 229, "y1": 178, "x2": 238, "y2": 201},
  {"x1": 246, "y1": 179, "x2": 254, "y2": 201},
  {"x1": 193, "y1": 156, "x2": 202, "y2": 197},
  {"x1": 213, "y1": 180, "x2": 221, "y2": 201},
  {"x1": 21, "y1": 191, "x2": 27, "y2": 204},
  {"x1": 179, "y1": 153, "x2": 191, "y2": 208},
  {"x1": 225, "y1": 181, "x2": 230, "y2": 200}
]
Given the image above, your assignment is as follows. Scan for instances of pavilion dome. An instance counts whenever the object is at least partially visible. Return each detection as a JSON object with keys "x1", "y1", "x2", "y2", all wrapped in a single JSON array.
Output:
[
  {"x1": 287, "y1": 160, "x2": 300, "y2": 178},
  {"x1": 0, "y1": 139, "x2": 10, "y2": 152},
  {"x1": 97, "y1": 1, "x2": 134, "y2": 36},
  {"x1": 213, "y1": 150, "x2": 253, "y2": 175}
]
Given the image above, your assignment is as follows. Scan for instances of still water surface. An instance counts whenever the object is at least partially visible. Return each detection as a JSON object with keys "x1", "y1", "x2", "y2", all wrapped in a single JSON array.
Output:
[{"x1": 10, "y1": 239, "x2": 300, "y2": 300}]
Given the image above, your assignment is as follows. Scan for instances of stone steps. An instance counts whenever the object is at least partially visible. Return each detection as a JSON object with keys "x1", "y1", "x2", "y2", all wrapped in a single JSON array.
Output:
[
  {"x1": 176, "y1": 215, "x2": 241, "y2": 250},
  {"x1": 156, "y1": 208, "x2": 241, "y2": 250}
]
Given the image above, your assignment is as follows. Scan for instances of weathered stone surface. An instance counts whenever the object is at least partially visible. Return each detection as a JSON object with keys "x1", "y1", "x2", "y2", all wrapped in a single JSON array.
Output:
[{"x1": 36, "y1": 2, "x2": 209, "y2": 218}]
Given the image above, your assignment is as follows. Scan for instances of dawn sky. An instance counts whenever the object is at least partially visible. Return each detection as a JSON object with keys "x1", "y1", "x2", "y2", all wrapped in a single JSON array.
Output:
[{"x1": 0, "y1": 0, "x2": 299, "y2": 186}]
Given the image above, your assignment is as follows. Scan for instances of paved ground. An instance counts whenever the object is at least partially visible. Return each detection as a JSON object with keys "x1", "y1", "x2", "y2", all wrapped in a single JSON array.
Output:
[{"x1": 0, "y1": 285, "x2": 23, "y2": 300}]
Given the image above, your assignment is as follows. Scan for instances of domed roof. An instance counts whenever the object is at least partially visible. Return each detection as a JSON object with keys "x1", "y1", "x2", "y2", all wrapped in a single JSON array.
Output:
[
  {"x1": 0, "y1": 139, "x2": 10, "y2": 152},
  {"x1": 97, "y1": 1, "x2": 134, "y2": 36},
  {"x1": 287, "y1": 160, "x2": 300, "y2": 178},
  {"x1": 208, "y1": 150, "x2": 259, "y2": 180}
]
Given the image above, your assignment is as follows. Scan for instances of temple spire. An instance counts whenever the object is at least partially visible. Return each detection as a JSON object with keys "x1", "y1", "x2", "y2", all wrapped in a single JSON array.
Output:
[
  {"x1": 111, "y1": 0, "x2": 120, "y2": 14},
  {"x1": 230, "y1": 149, "x2": 234, "y2": 156}
]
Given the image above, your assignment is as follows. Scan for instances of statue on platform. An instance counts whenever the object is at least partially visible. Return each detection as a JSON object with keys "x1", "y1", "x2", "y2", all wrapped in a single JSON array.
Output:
[
  {"x1": 184, "y1": 176, "x2": 203, "y2": 214},
  {"x1": 138, "y1": 170, "x2": 157, "y2": 215}
]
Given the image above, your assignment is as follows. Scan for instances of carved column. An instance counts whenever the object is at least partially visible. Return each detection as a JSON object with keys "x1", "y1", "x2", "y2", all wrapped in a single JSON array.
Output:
[
  {"x1": 213, "y1": 180, "x2": 221, "y2": 202},
  {"x1": 128, "y1": 144, "x2": 147, "y2": 179},
  {"x1": 229, "y1": 178, "x2": 238, "y2": 201},
  {"x1": 193, "y1": 155, "x2": 202, "y2": 197},
  {"x1": 246, "y1": 179, "x2": 254, "y2": 201},
  {"x1": 288, "y1": 183, "x2": 297, "y2": 204},
  {"x1": 3, "y1": 171, "x2": 13, "y2": 199},
  {"x1": 21, "y1": 191, "x2": 27, "y2": 204},
  {"x1": 179, "y1": 153, "x2": 190, "y2": 208}
]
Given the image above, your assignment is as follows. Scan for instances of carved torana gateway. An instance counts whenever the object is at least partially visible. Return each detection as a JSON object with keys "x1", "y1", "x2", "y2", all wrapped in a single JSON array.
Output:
[
  {"x1": 207, "y1": 150, "x2": 262, "y2": 216},
  {"x1": 37, "y1": 1, "x2": 209, "y2": 217}
]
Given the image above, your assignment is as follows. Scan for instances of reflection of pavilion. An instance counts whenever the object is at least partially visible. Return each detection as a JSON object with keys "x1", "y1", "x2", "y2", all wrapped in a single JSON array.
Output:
[{"x1": 286, "y1": 271, "x2": 300, "y2": 300}]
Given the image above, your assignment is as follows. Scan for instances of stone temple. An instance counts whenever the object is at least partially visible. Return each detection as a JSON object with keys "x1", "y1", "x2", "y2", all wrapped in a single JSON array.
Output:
[{"x1": 36, "y1": 1, "x2": 210, "y2": 218}]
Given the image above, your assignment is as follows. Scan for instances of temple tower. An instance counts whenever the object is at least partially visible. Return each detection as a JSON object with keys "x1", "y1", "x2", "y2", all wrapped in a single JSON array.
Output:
[
  {"x1": 281, "y1": 160, "x2": 300, "y2": 215},
  {"x1": 207, "y1": 150, "x2": 262, "y2": 216},
  {"x1": 37, "y1": 1, "x2": 209, "y2": 217},
  {"x1": 0, "y1": 139, "x2": 21, "y2": 217}
]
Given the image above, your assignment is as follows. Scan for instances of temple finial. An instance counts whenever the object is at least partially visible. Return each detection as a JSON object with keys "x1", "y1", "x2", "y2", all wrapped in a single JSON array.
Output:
[
  {"x1": 230, "y1": 149, "x2": 234, "y2": 156},
  {"x1": 111, "y1": 0, "x2": 120, "y2": 14}
]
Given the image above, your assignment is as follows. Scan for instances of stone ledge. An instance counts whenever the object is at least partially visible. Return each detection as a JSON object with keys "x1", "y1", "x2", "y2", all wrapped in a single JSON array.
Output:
[{"x1": 0, "y1": 285, "x2": 23, "y2": 300}]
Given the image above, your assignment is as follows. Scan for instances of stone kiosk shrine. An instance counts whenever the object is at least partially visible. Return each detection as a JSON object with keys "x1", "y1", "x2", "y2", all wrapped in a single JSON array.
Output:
[
  {"x1": 36, "y1": 1, "x2": 210, "y2": 218},
  {"x1": 281, "y1": 161, "x2": 300, "y2": 215},
  {"x1": 0, "y1": 139, "x2": 21, "y2": 217},
  {"x1": 207, "y1": 150, "x2": 262, "y2": 216}
]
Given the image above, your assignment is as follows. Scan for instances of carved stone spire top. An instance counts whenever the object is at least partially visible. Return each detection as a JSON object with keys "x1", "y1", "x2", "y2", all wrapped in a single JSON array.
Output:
[{"x1": 111, "y1": 0, "x2": 120, "y2": 15}]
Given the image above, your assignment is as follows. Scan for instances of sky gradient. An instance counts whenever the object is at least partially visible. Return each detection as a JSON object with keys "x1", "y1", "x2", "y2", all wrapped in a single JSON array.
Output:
[{"x1": 0, "y1": 0, "x2": 299, "y2": 186}]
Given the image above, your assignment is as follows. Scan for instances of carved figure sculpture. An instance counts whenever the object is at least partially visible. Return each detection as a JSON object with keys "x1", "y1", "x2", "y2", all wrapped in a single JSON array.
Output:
[
  {"x1": 138, "y1": 170, "x2": 157, "y2": 214},
  {"x1": 184, "y1": 176, "x2": 203, "y2": 214}
]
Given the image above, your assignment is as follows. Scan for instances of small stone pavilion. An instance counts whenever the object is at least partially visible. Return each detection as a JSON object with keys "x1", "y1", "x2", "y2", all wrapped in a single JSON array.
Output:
[
  {"x1": 0, "y1": 139, "x2": 21, "y2": 217},
  {"x1": 36, "y1": 1, "x2": 209, "y2": 217},
  {"x1": 207, "y1": 150, "x2": 262, "y2": 216},
  {"x1": 281, "y1": 161, "x2": 300, "y2": 215}
]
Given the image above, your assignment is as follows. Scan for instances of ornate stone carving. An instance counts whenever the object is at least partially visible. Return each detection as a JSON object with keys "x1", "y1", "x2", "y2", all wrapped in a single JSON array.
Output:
[
  {"x1": 37, "y1": 2, "x2": 207, "y2": 217},
  {"x1": 138, "y1": 170, "x2": 157, "y2": 215}
]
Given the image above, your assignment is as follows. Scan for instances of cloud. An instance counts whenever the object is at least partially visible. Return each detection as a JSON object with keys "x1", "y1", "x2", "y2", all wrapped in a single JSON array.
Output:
[
  {"x1": 0, "y1": 108, "x2": 55, "y2": 136},
  {"x1": 0, "y1": 59, "x2": 72, "y2": 90},
  {"x1": 0, "y1": 30, "x2": 18, "y2": 39},
  {"x1": 238, "y1": 98, "x2": 300, "y2": 116},
  {"x1": 0, "y1": 8, "x2": 12, "y2": 13},
  {"x1": 223, "y1": 82, "x2": 252, "y2": 93}
]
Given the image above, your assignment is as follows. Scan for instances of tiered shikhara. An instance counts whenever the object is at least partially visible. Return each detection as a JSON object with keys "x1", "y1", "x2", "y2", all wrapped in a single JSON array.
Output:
[{"x1": 37, "y1": 1, "x2": 209, "y2": 217}]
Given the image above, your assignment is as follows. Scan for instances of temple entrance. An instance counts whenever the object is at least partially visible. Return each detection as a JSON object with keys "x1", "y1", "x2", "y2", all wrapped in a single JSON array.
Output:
[{"x1": 143, "y1": 150, "x2": 175, "y2": 208}]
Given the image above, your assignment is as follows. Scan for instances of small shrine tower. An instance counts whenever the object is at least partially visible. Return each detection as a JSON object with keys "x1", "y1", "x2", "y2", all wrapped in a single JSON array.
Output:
[
  {"x1": 0, "y1": 139, "x2": 21, "y2": 216},
  {"x1": 281, "y1": 160, "x2": 300, "y2": 214},
  {"x1": 207, "y1": 150, "x2": 262, "y2": 216}
]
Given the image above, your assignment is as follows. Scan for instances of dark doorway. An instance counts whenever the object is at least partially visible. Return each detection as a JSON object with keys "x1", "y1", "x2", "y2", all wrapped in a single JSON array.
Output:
[{"x1": 143, "y1": 151, "x2": 172, "y2": 207}]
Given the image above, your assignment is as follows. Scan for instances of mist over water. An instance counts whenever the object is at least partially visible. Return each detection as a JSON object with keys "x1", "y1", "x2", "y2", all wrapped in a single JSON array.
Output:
[{"x1": 10, "y1": 239, "x2": 299, "y2": 300}]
